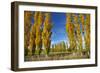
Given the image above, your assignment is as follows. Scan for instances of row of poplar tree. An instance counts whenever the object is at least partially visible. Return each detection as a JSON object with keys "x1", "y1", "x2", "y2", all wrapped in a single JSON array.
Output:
[
  {"x1": 24, "y1": 11, "x2": 52, "y2": 56},
  {"x1": 51, "y1": 41, "x2": 67, "y2": 53},
  {"x1": 66, "y1": 13, "x2": 90, "y2": 53}
]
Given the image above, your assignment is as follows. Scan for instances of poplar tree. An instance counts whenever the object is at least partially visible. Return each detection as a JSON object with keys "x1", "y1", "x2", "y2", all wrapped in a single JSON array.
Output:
[
  {"x1": 24, "y1": 11, "x2": 32, "y2": 56},
  {"x1": 66, "y1": 14, "x2": 76, "y2": 51},
  {"x1": 79, "y1": 14, "x2": 85, "y2": 34},
  {"x1": 42, "y1": 13, "x2": 52, "y2": 56},
  {"x1": 73, "y1": 14, "x2": 82, "y2": 50},
  {"x1": 35, "y1": 12, "x2": 44, "y2": 55},
  {"x1": 28, "y1": 12, "x2": 38, "y2": 56},
  {"x1": 85, "y1": 14, "x2": 90, "y2": 52}
]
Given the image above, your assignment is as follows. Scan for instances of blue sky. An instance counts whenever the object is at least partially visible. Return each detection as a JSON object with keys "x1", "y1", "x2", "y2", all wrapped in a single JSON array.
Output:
[{"x1": 50, "y1": 12, "x2": 68, "y2": 45}]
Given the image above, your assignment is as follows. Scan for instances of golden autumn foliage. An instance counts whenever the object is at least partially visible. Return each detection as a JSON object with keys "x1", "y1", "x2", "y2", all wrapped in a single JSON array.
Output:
[
  {"x1": 66, "y1": 14, "x2": 76, "y2": 50},
  {"x1": 66, "y1": 13, "x2": 90, "y2": 52},
  {"x1": 28, "y1": 12, "x2": 44, "y2": 55},
  {"x1": 73, "y1": 14, "x2": 82, "y2": 50},
  {"x1": 27, "y1": 12, "x2": 52, "y2": 56},
  {"x1": 85, "y1": 14, "x2": 90, "y2": 51},
  {"x1": 42, "y1": 13, "x2": 52, "y2": 55},
  {"x1": 24, "y1": 11, "x2": 33, "y2": 56},
  {"x1": 28, "y1": 24, "x2": 36, "y2": 56},
  {"x1": 79, "y1": 14, "x2": 85, "y2": 33},
  {"x1": 35, "y1": 12, "x2": 43, "y2": 55},
  {"x1": 28, "y1": 12, "x2": 38, "y2": 56},
  {"x1": 78, "y1": 14, "x2": 90, "y2": 52}
]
